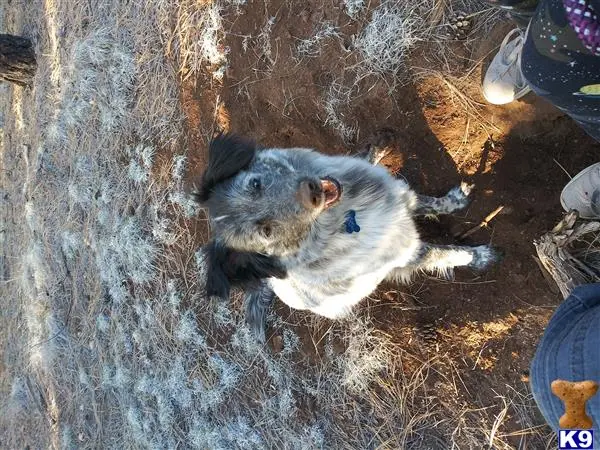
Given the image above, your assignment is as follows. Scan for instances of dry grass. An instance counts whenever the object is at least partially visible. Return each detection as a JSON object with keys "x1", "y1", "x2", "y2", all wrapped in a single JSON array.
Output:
[
  {"x1": 347, "y1": 0, "x2": 502, "y2": 81},
  {"x1": 0, "y1": 0, "x2": 551, "y2": 448},
  {"x1": 295, "y1": 21, "x2": 340, "y2": 59},
  {"x1": 352, "y1": 2, "x2": 422, "y2": 82},
  {"x1": 321, "y1": 79, "x2": 359, "y2": 145},
  {"x1": 535, "y1": 211, "x2": 600, "y2": 298},
  {"x1": 306, "y1": 0, "x2": 503, "y2": 143}
]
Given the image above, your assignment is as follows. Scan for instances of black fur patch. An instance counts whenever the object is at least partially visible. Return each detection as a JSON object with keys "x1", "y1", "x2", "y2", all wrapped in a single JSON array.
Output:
[
  {"x1": 192, "y1": 133, "x2": 256, "y2": 203},
  {"x1": 204, "y1": 240, "x2": 287, "y2": 299}
]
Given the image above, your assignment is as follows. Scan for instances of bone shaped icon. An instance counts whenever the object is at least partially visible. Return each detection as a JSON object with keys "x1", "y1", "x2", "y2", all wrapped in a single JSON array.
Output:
[{"x1": 551, "y1": 379, "x2": 599, "y2": 429}]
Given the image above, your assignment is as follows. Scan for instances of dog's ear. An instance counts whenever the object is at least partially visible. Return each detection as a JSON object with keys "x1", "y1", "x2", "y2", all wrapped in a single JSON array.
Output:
[
  {"x1": 225, "y1": 250, "x2": 287, "y2": 287},
  {"x1": 192, "y1": 133, "x2": 256, "y2": 203},
  {"x1": 203, "y1": 240, "x2": 286, "y2": 298},
  {"x1": 204, "y1": 240, "x2": 234, "y2": 299}
]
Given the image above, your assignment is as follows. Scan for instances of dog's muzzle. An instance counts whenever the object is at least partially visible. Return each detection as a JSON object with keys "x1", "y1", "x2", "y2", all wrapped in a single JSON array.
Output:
[{"x1": 297, "y1": 176, "x2": 341, "y2": 210}]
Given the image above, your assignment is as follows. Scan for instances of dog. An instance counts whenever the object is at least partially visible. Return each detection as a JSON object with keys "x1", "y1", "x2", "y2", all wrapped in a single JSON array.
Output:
[{"x1": 194, "y1": 133, "x2": 499, "y2": 341}]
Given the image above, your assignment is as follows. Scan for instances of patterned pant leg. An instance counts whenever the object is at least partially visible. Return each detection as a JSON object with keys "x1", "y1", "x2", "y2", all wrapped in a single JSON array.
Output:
[{"x1": 521, "y1": 0, "x2": 600, "y2": 142}]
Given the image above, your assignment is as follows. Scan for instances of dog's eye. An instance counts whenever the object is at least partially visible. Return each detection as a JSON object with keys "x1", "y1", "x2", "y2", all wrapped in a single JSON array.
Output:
[{"x1": 250, "y1": 177, "x2": 261, "y2": 191}]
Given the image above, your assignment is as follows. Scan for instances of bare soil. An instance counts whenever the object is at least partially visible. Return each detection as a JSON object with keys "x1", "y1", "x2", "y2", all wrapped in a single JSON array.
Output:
[{"x1": 180, "y1": 0, "x2": 600, "y2": 444}]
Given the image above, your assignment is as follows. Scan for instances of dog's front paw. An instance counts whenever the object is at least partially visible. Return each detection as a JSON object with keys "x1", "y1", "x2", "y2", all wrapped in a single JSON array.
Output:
[
  {"x1": 469, "y1": 245, "x2": 502, "y2": 271},
  {"x1": 245, "y1": 300, "x2": 267, "y2": 343},
  {"x1": 244, "y1": 289, "x2": 275, "y2": 344},
  {"x1": 445, "y1": 182, "x2": 474, "y2": 212},
  {"x1": 361, "y1": 128, "x2": 398, "y2": 166},
  {"x1": 459, "y1": 181, "x2": 474, "y2": 197}
]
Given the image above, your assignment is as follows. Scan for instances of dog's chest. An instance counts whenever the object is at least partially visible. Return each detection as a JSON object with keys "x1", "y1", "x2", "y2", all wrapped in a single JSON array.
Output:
[
  {"x1": 270, "y1": 175, "x2": 420, "y2": 315},
  {"x1": 281, "y1": 208, "x2": 416, "y2": 284}
]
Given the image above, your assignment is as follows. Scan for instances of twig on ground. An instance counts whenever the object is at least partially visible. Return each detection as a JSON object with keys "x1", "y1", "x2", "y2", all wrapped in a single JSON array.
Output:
[{"x1": 459, "y1": 205, "x2": 505, "y2": 239}]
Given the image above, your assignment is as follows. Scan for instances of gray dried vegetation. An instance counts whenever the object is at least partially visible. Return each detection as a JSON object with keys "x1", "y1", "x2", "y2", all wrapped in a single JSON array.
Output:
[
  {"x1": 0, "y1": 0, "x2": 551, "y2": 448},
  {"x1": 535, "y1": 211, "x2": 600, "y2": 298},
  {"x1": 320, "y1": 0, "x2": 507, "y2": 142}
]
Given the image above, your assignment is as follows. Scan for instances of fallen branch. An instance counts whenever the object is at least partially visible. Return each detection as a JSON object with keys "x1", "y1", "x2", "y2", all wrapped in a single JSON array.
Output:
[{"x1": 459, "y1": 205, "x2": 504, "y2": 239}]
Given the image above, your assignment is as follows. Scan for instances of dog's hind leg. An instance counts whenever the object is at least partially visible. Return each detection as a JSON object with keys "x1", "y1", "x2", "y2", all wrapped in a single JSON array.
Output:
[
  {"x1": 244, "y1": 282, "x2": 275, "y2": 343},
  {"x1": 415, "y1": 182, "x2": 474, "y2": 216},
  {"x1": 366, "y1": 145, "x2": 391, "y2": 166},
  {"x1": 410, "y1": 243, "x2": 499, "y2": 278},
  {"x1": 359, "y1": 128, "x2": 397, "y2": 165}
]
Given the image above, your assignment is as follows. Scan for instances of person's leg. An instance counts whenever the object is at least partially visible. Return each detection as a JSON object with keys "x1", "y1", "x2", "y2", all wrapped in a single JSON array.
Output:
[
  {"x1": 521, "y1": 0, "x2": 600, "y2": 142},
  {"x1": 530, "y1": 283, "x2": 600, "y2": 434},
  {"x1": 561, "y1": 110, "x2": 600, "y2": 142}
]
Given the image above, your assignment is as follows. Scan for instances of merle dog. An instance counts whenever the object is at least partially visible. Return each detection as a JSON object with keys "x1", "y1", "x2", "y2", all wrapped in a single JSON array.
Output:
[{"x1": 194, "y1": 133, "x2": 499, "y2": 341}]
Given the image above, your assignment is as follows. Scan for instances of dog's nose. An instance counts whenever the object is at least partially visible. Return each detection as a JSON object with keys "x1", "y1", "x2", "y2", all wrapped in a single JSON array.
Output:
[{"x1": 297, "y1": 178, "x2": 322, "y2": 210}]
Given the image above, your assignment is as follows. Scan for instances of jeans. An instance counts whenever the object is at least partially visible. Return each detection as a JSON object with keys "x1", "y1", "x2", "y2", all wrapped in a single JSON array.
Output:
[{"x1": 530, "y1": 283, "x2": 600, "y2": 434}]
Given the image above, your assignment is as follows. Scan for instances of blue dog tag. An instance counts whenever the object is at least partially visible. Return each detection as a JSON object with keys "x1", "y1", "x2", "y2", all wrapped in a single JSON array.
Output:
[{"x1": 344, "y1": 210, "x2": 360, "y2": 233}]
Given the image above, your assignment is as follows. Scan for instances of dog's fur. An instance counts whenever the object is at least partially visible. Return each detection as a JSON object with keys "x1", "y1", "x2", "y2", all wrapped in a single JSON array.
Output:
[{"x1": 195, "y1": 133, "x2": 499, "y2": 341}]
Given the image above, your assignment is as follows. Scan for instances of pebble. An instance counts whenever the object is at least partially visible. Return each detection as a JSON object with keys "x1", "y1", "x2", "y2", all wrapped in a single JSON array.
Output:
[{"x1": 271, "y1": 335, "x2": 284, "y2": 353}]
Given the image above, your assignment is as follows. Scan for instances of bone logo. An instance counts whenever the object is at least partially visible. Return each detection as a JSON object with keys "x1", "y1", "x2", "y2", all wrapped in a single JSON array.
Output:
[{"x1": 552, "y1": 380, "x2": 598, "y2": 449}]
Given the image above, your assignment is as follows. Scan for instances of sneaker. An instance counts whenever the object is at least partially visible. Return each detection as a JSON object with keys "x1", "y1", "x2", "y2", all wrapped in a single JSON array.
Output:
[
  {"x1": 560, "y1": 163, "x2": 600, "y2": 219},
  {"x1": 482, "y1": 28, "x2": 532, "y2": 105}
]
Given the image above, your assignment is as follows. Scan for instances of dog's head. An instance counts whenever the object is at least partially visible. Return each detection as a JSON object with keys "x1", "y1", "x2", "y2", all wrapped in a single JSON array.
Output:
[{"x1": 194, "y1": 133, "x2": 342, "y2": 256}]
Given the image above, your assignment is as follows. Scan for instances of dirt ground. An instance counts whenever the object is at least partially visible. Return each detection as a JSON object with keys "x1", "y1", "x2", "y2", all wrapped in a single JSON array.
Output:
[{"x1": 182, "y1": 0, "x2": 600, "y2": 444}]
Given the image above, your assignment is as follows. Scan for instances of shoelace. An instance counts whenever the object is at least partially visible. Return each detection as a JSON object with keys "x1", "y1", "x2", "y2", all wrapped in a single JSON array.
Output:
[{"x1": 497, "y1": 28, "x2": 528, "y2": 89}]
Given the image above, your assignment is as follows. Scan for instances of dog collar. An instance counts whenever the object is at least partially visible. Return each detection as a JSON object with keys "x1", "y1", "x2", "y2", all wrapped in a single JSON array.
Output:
[{"x1": 344, "y1": 210, "x2": 360, "y2": 233}]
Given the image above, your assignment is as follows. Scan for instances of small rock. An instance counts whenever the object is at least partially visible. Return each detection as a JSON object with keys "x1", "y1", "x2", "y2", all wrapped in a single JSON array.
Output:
[{"x1": 271, "y1": 335, "x2": 284, "y2": 353}]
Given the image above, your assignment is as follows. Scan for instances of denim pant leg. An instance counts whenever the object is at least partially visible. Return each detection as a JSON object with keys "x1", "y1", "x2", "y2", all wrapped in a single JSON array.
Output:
[{"x1": 530, "y1": 283, "x2": 600, "y2": 433}]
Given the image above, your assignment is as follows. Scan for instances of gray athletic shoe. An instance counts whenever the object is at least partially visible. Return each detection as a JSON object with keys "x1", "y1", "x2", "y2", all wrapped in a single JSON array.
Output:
[
  {"x1": 560, "y1": 162, "x2": 600, "y2": 219},
  {"x1": 482, "y1": 28, "x2": 532, "y2": 105}
]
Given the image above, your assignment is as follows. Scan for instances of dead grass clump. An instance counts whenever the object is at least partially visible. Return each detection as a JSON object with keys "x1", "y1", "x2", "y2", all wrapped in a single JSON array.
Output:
[
  {"x1": 343, "y1": 0, "x2": 366, "y2": 19},
  {"x1": 165, "y1": 0, "x2": 230, "y2": 81},
  {"x1": 295, "y1": 21, "x2": 340, "y2": 59},
  {"x1": 353, "y1": 1, "x2": 421, "y2": 82},
  {"x1": 321, "y1": 79, "x2": 358, "y2": 144},
  {"x1": 255, "y1": 16, "x2": 277, "y2": 69},
  {"x1": 535, "y1": 211, "x2": 600, "y2": 298},
  {"x1": 330, "y1": 316, "x2": 389, "y2": 394}
]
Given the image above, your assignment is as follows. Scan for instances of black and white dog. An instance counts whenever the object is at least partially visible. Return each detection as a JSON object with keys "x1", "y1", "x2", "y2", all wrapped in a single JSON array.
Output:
[{"x1": 194, "y1": 134, "x2": 499, "y2": 341}]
